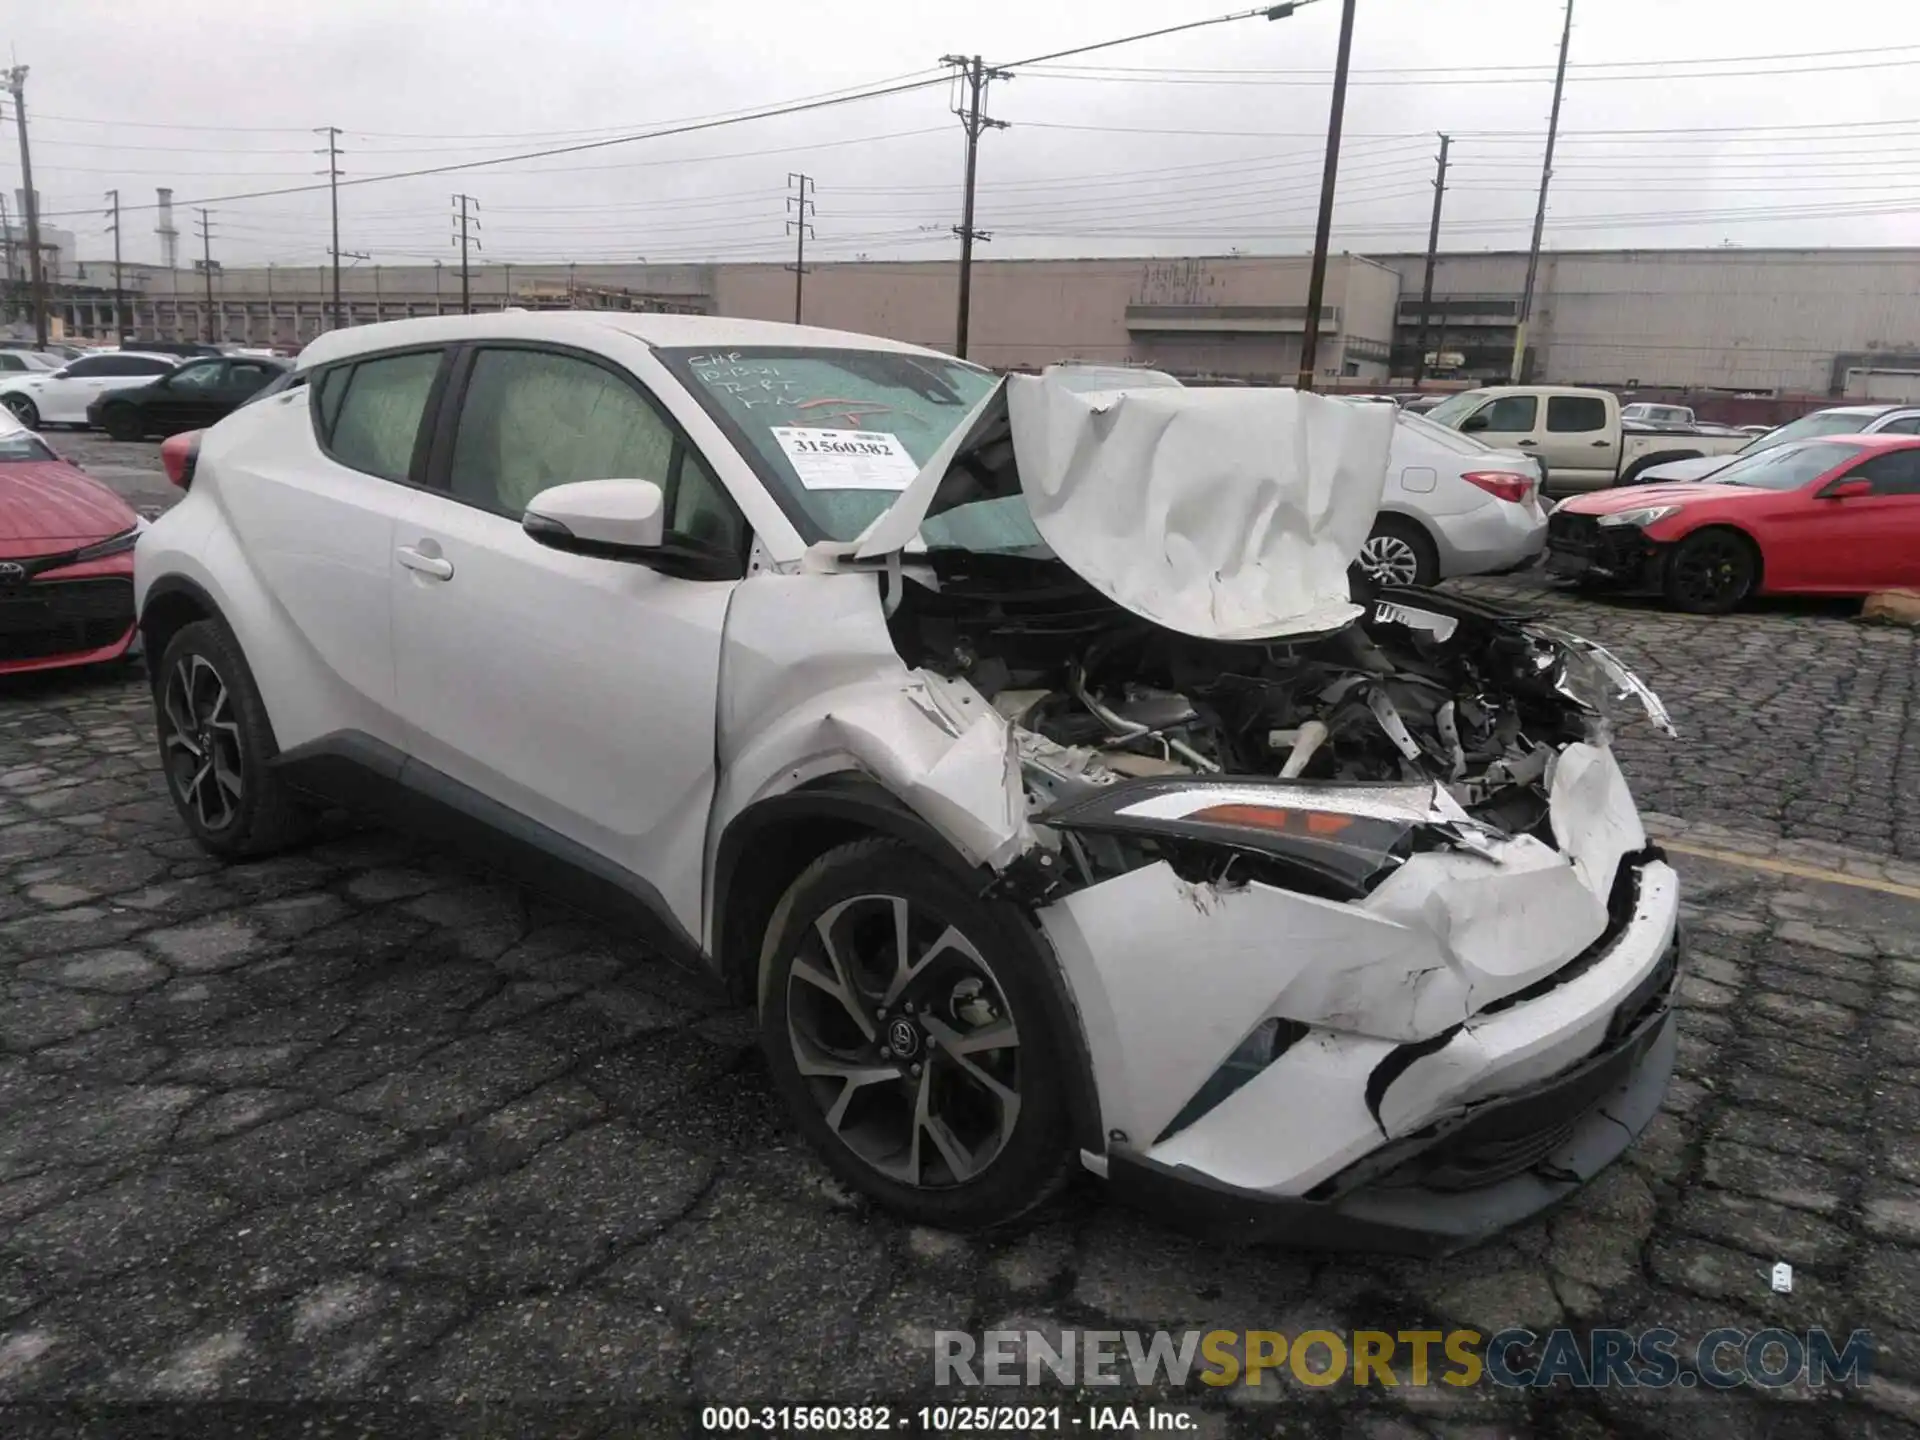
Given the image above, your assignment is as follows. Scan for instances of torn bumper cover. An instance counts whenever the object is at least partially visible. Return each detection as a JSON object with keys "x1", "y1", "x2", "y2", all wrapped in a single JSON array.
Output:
[
  {"x1": 1107, "y1": 994, "x2": 1676, "y2": 1256},
  {"x1": 1034, "y1": 743, "x2": 1682, "y2": 1255}
]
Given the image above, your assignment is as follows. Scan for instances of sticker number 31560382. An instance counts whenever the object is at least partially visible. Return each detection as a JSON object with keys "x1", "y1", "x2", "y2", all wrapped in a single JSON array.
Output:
[{"x1": 770, "y1": 426, "x2": 922, "y2": 491}]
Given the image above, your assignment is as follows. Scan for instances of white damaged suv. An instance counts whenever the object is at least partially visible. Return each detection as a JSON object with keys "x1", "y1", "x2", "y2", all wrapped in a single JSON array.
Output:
[{"x1": 134, "y1": 313, "x2": 1681, "y2": 1250}]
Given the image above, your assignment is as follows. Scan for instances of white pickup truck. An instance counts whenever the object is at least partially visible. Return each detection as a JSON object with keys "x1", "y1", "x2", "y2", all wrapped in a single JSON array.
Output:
[{"x1": 1424, "y1": 385, "x2": 1752, "y2": 494}]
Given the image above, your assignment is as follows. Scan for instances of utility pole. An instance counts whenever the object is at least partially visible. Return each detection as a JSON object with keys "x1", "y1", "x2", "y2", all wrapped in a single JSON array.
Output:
[
  {"x1": 1412, "y1": 134, "x2": 1450, "y2": 387},
  {"x1": 1294, "y1": 0, "x2": 1356, "y2": 392},
  {"x1": 0, "y1": 194, "x2": 12, "y2": 328},
  {"x1": 942, "y1": 54, "x2": 1010, "y2": 359},
  {"x1": 104, "y1": 190, "x2": 124, "y2": 343},
  {"x1": 6, "y1": 67, "x2": 48, "y2": 348},
  {"x1": 195, "y1": 208, "x2": 216, "y2": 343},
  {"x1": 785, "y1": 172, "x2": 814, "y2": 324},
  {"x1": 316, "y1": 125, "x2": 343, "y2": 330},
  {"x1": 452, "y1": 194, "x2": 479, "y2": 314},
  {"x1": 1512, "y1": 0, "x2": 1573, "y2": 383}
]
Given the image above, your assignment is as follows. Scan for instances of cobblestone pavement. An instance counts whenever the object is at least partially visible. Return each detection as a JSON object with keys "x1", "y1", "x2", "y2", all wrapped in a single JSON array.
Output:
[{"x1": 0, "y1": 585, "x2": 1918, "y2": 1437}]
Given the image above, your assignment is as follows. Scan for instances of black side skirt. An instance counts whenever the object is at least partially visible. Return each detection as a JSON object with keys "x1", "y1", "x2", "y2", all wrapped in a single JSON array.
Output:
[{"x1": 272, "y1": 730, "x2": 706, "y2": 969}]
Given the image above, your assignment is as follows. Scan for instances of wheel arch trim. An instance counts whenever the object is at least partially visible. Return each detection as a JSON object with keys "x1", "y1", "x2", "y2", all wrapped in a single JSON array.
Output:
[{"x1": 712, "y1": 774, "x2": 1108, "y2": 1155}]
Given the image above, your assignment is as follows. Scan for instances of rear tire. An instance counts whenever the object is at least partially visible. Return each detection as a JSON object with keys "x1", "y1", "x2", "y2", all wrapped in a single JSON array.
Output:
[
  {"x1": 1359, "y1": 514, "x2": 1440, "y2": 589},
  {"x1": 153, "y1": 619, "x2": 315, "y2": 859},
  {"x1": 759, "y1": 837, "x2": 1075, "y2": 1231},
  {"x1": 102, "y1": 404, "x2": 144, "y2": 441},
  {"x1": 1662, "y1": 528, "x2": 1757, "y2": 615}
]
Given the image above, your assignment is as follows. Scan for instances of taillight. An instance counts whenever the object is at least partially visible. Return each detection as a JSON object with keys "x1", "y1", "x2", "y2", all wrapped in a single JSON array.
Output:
[
  {"x1": 160, "y1": 430, "x2": 203, "y2": 490},
  {"x1": 1462, "y1": 470, "x2": 1534, "y2": 504}
]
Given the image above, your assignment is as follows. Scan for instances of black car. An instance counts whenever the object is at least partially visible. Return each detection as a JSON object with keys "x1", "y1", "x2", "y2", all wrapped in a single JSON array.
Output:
[{"x1": 88, "y1": 355, "x2": 290, "y2": 440}]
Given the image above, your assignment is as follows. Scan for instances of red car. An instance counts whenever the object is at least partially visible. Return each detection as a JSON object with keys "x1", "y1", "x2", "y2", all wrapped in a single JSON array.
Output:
[
  {"x1": 1547, "y1": 434, "x2": 1920, "y2": 613},
  {"x1": 0, "y1": 423, "x2": 141, "y2": 673}
]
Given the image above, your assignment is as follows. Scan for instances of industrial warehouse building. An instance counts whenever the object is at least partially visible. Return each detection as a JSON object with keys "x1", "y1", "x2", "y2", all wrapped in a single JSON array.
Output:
[{"x1": 21, "y1": 245, "x2": 1920, "y2": 397}]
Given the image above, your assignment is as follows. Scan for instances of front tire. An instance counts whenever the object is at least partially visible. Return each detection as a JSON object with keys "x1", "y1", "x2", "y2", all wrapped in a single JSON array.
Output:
[
  {"x1": 1662, "y1": 528, "x2": 1757, "y2": 614},
  {"x1": 759, "y1": 838, "x2": 1074, "y2": 1231},
  {"x1": 102, "y1": 404, "x2": 145, "y2": 441},
  {"x1": 1359, "y1": 514, "x2": 1439, "y2": 588},
  {"x1": 153, "y1": 619, "x2": 314, "y2": 858},
  {"x1": 3, "y1": 395, "x2": 40, "y2": 430}
]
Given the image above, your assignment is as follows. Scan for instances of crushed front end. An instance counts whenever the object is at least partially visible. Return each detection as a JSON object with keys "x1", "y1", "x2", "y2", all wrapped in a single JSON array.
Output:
[{"x1": 887, "y1": 558, "x2": 1681, "y2": 1253}]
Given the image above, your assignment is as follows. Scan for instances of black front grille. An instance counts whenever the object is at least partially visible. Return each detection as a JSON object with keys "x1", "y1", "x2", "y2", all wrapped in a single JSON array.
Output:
[
  {"x1": 1415, "y1": 1116, "x2": 1582, "y2": 1192},
  {"x1": 0, "y1": 578, "x2": 135, "y2": 661},
  {"x1": 1548, "y1": 509, "x2": 1599, "y2": 550}
]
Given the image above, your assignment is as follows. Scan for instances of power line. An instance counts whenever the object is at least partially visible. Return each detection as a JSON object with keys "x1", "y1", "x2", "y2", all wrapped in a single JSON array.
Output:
[
  {"x1": 1019, "y1": 53, "x2": 1920, "y2": 85},
  {"x1": 33, "y1": 73, "x2": 955, "y2": 221},
  {"x1": 1031, "y1": 41, "x2": 1920, "y2": 75}
]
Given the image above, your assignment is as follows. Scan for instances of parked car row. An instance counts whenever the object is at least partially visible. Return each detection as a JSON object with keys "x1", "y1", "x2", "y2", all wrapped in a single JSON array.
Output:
[{"x1": 0, "y1": 351, "x2": 287, "y2": 437}]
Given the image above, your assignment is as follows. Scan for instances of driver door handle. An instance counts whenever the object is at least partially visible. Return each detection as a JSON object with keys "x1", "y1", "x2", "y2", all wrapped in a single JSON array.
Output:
[
  {"x1": 1591, "y1": 440, "x2": 1610, "y2": 447},
  {"x1": 397, "y1": 545, "x2": 454, "y2": 581},
  {"x1": 1517, "y1": 438, "x2": 1537, "y2": 446}
]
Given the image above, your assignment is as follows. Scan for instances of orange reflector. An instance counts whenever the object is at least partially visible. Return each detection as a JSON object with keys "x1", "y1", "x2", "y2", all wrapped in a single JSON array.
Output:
[{"x1": 1189, "y1": 804, "x2": 1353, "y2": 836}]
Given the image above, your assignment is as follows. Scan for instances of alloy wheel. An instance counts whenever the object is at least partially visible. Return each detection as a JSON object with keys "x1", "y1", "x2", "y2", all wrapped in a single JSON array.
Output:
[
  {"x1": 3, "y1": 395, "x2": 38, "y2": 429},
  {"x1": 161, "y1": 653, "x2": 245, "y2": 831},
  {"x1": 1670, "y1": 534, "x2": 1749, "y2": 609},
  {"x1": 786, "y1": 893, "x2": 1021, "y2": 1189},
  {"x1": 1359, "y1": 533, "x2": 1422, "y2": 587}
]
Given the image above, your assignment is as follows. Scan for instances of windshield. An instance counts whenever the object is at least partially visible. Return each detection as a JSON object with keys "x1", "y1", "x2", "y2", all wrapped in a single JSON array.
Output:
[
  {"x1": 1421, "y1": 390, "x2": 1489, "y2": 428},
  {"x1": 1737, "y1": 410, "x2": 1884, "y2": 455},
  {"x1": 659, "y1": 345, "x2": 1027, "y2": 548},
  {"x1": 0, "y1": 433, "x2": 57, "y2": 462},
  {"x1": 1712, "y1": 439, "x2": 1862, "y2": 490}
]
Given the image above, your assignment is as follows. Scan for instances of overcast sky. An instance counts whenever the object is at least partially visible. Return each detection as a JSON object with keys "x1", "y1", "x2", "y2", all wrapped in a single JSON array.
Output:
[{"x1": 7, "y1": 0, "x2": 1920, "y2": 271}]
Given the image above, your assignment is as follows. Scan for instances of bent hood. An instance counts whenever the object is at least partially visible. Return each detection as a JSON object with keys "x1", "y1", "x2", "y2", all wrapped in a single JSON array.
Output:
[{"x1": 855, "y1": 373, "x2": 1396, "y2": 641}]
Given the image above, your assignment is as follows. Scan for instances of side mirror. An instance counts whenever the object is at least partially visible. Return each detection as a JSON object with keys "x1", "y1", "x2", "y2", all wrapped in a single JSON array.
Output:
[
  {"x1": 1459, "y1": 413, "x2": 1490, "y2": 433},
  {"x1": 523, "y1": 479, "x2": 664, "y2": 557},
  {"x1": 51, "y1": 369, "x2": 71, "y2": 380},
  {"x1": 1821, "y1": 478, "x2": 1872, "y2": 500}
]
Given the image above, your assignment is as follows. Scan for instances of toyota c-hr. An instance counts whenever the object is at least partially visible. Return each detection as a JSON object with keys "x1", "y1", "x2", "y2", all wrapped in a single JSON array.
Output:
[{"x1": 134, "y1": 313, "x2": 1681, "y2": 1248}]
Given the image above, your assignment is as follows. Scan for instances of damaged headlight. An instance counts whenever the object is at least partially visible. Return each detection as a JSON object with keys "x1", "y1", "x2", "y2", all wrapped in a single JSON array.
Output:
[
  {"x1": 1596, "y1": 505, "x2": 1681, "y2": 528},
  {"x1": 1530, "y1": 624, "x2": 1677, "y2": 738},
  {"x1": 1039, "y1": 778, "x2": 1426, "y2": 899}
]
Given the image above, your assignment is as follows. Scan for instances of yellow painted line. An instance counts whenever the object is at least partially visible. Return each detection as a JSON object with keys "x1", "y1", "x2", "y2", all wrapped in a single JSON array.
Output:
[{"x1": 1656, "y1": 837, "x2": 1920, "y2": 902}]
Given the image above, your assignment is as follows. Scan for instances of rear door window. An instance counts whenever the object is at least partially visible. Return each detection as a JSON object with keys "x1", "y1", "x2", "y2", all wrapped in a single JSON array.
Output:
[
  {"x1": 323, "y1": 350, "x2": 444, "y2": 482},
  {"x1": 1547, "y1": 395, "x2": 1608, "y2": 432}
]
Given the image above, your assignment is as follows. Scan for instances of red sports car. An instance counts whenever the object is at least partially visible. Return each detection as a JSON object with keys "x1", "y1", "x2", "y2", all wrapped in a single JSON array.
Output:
[
  {"x1": 0, "y1": 422, "x2": 141, "y2": 673},
  {"x1": 1547, "y1": 433, "x2": 1920, "y2": 613}
]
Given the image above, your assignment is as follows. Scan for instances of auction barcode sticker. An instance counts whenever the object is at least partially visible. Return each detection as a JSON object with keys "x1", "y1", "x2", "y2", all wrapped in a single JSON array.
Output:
[{"x1": 770, "y1": 427, "x2": 921, "y2": 491}]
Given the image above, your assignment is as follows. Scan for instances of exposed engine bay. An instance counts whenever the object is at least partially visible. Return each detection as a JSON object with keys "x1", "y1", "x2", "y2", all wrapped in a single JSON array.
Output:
[{"x1": 887, "y1": 550, "x2": 1672, "y2": 897}]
